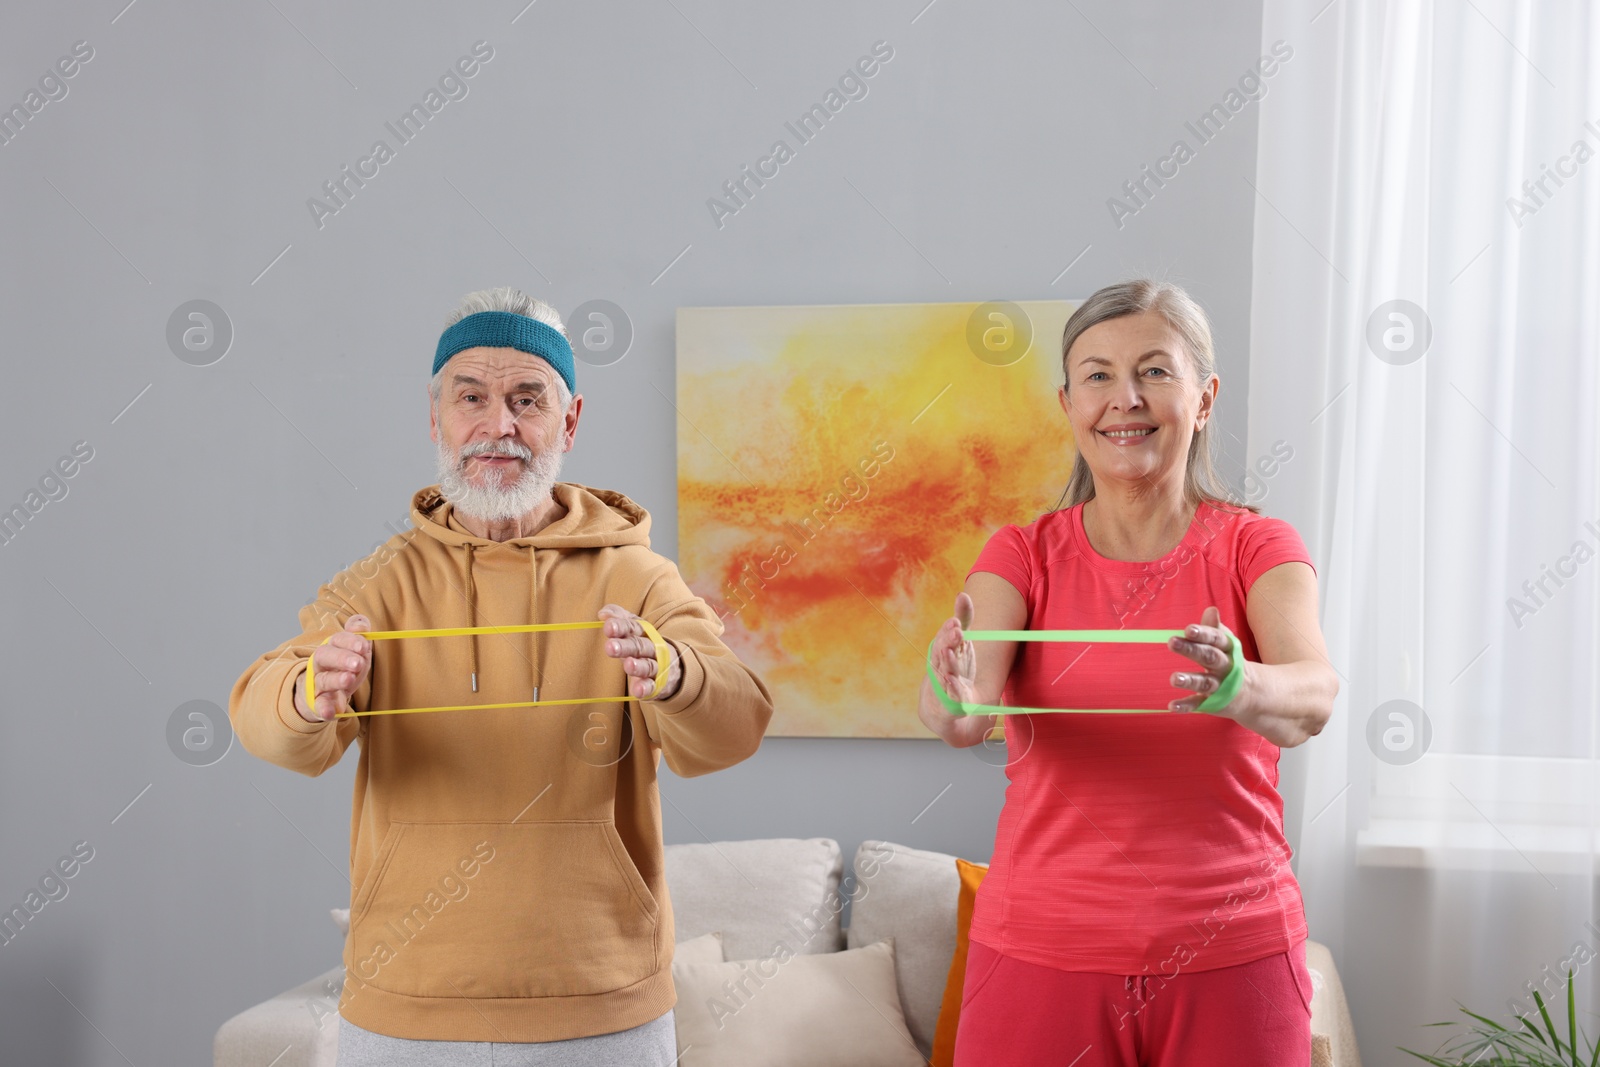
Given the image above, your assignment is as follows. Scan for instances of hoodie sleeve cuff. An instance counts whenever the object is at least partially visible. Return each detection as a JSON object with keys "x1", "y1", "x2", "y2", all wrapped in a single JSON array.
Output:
[
  {"x1": 649, "y1": 639, "x2": 706, "y2": 716},
  {"x1": 278, "y1": 662, "x2": 330, "y2": 733}
]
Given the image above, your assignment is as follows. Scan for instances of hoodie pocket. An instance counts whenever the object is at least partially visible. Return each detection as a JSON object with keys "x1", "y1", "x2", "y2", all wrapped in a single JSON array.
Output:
[
  {"x1": 347, "y1": 822, "x2": 404, "y2": 931},
  {"x1": 344, "y1": 820, "x2": 660, "y2": 999}
]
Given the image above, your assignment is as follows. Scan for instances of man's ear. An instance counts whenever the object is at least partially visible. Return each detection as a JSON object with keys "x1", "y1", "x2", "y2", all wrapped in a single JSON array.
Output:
[
  {"x1": 428, "y1": 387, "x2": 439, "y2": 444},
  {"x1": 562, "y1": 394, "x2": 583, "y2": 451}
]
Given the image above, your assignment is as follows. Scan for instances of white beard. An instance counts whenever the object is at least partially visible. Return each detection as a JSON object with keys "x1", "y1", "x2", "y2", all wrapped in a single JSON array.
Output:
[{"x1": 435, "y1": 435, "x2": 564, "y2": 524}]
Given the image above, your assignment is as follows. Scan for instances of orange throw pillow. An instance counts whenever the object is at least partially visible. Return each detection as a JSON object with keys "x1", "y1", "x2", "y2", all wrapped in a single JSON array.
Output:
[{"x1": 930, "y1": 857, "x2": 990, "y2": 1067}]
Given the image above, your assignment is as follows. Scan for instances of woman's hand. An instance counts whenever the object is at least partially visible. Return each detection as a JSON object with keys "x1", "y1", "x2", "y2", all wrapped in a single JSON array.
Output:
[
  {"x1": 1166, "y1": 606, "x2": 1248, "y2": 715},
  {"x1": 919, "y1": 592, "x2": 1001, "y2": 747},
  {"x1": 1170, "y1": 596, "x2": 1339, "y2": 749}
]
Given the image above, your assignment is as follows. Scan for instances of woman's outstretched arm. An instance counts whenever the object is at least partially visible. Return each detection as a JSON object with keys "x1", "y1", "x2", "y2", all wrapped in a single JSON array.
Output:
[{"x1": 1232, "y1": 561, "x2": 1338, "y2": 747}]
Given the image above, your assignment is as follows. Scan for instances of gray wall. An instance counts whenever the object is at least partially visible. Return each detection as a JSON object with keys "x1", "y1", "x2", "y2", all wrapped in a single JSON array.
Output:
[{"x1": 0, "y1": 1, "x2": 1266, "y2": 1062}]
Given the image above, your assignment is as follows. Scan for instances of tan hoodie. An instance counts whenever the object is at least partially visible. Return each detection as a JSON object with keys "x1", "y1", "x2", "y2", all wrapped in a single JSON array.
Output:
[{"x1": 228, "y1": 481, "x2": 774, "y2": 1042}]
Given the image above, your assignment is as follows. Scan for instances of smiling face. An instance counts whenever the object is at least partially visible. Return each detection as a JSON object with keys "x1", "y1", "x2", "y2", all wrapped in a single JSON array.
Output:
[
  {"x1": 1058, "y1": 309, "x2": 1216, "y2": 496},
  {"x1": 428, "y1": 346, "x2": 581, "y2": 523}
]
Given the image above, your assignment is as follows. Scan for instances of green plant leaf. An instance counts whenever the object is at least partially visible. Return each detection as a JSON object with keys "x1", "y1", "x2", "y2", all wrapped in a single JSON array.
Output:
[
  {"x1": 1569, "y1": 970, "x2": 1580, "y2": 1067},
  {"x1": 1532, "y1": 989, "x2": 1562, "y2": 1049},
  {"x1": 1461, "y1": 1007, "x2": 1513, "y2": 1032}
]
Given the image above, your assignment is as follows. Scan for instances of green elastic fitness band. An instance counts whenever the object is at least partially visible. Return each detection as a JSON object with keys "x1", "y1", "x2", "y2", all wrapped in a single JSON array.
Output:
[{"x1": 924, "y1": 626, "x2": 1245, "y2": 717}]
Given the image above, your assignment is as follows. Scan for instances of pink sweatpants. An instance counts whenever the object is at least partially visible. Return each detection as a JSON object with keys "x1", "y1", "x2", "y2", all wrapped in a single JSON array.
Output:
[{"x1": 952, "y1": 939, "x2": 1313, "y2": 1067}]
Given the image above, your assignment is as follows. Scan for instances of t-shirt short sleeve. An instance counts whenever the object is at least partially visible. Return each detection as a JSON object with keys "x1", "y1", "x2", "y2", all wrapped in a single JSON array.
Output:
[
  {"x1": 1238, "y1": 514, "x2": 1316, "y2": 591},
  {"x1": 967, "y1": 523, "x2": 1035, "y2": 600}
]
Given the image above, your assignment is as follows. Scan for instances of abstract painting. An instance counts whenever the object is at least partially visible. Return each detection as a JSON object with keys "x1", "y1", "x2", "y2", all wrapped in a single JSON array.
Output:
[{"x1": 675, "y1": 300, "x2": 1078, "y2": 738}]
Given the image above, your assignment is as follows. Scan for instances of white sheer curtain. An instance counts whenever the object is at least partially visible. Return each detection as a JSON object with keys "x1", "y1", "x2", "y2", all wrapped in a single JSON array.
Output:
[{"x1": 1249, "y1": 0, "x2": 1600, "y2": 1060}]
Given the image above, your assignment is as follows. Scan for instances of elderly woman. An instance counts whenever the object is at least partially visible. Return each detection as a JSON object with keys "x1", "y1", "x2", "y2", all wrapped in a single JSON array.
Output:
[{"x1": 921, "y1": 279, "x2": 1337, "y2": 1067}]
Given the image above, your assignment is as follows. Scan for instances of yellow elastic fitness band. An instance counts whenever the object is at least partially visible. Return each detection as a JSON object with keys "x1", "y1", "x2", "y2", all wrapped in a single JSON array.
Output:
[{"x1": 305, "y1": 619, "x2": 671, "y2": 720}]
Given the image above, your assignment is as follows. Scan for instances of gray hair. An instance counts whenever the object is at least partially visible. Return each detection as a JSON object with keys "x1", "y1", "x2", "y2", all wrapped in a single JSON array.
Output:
[
  {"x1": 430, "y1": 286, "x2": 573, "y2": 415},
  {"x1": 1053, "y1": 278, "x2": 1255, "y2": 514}
]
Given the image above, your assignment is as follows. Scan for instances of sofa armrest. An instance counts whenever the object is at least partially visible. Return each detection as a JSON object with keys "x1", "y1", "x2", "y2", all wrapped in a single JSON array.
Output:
[
  {"x1": 1307, "y1": 941, "x2": 1362, "y2": 1067},
  {"x1": 214, "y1": 966, "x2": 342, "y2": 1067}
]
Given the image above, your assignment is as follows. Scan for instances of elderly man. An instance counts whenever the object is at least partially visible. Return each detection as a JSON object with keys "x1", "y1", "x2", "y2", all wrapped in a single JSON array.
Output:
[{"x1": 229, "y1": 287, "x2": 774, "y2": 1066}]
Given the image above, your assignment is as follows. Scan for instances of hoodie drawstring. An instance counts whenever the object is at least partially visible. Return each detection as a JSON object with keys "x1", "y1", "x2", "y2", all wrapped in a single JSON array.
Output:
[
  {"x1": 463, "y1": 542, "x2": 479, "y2": 692},
  {"x1": 537, "y1": 547, "x2": 544, "y2": 703},
  {"x1": 460, "y1": 539, "x2": 541, "y2": 703}
]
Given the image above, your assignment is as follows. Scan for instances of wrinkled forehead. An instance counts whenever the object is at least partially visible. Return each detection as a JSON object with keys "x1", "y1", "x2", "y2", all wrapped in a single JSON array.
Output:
[{"x1": 438, "y1": 346, "x2": 560, "y2": 390}]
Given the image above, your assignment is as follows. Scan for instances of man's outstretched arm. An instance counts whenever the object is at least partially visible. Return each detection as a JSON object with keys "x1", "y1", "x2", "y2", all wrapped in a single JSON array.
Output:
[
  {"x1": 629, "y1": 560, "x2": 774, "y2": 778},
  {"x1": 229, "y1": 582, "x2": 371, "y2": 777}
]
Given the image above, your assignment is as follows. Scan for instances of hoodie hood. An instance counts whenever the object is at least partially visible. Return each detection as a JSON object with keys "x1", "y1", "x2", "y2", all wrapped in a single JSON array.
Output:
[{"x1": 406, "y1": 481, "x2": 655, "y2": 694}]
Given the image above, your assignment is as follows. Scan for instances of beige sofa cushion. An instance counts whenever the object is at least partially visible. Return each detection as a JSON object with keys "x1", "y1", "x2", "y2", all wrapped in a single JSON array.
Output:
[
  {"x1": 1308, "y1": 940, "x2": 1363, "y2": 1067},
  {"x1": 671, "y1": 938, "x2": 926, "y2": 1067},
  {"x1": 665, "y1": 837, "x2": 844, "y2": 961},
  {"x1": 673, "y1": 931, "x2": 726, "y2": 966},
  {"x1": 845, "y1": 839, "x2": 961, "y2": 1057}
]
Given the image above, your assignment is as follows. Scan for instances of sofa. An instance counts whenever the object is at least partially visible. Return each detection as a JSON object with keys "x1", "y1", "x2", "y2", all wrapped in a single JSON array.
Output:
[{"x1": 215, "y1": 837, "x2": 1362, "y2": 1066}]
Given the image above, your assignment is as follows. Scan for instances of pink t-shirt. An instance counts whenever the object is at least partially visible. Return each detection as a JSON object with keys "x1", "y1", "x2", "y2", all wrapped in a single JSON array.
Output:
[{"x1": 965, "y1": 499, "x2": 1314, "y2": 975}]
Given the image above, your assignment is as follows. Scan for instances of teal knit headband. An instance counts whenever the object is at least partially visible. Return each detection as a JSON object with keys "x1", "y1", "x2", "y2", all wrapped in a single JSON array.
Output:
[{"x1": 433, "y1": 311, "x2": 576, "y2": 393}]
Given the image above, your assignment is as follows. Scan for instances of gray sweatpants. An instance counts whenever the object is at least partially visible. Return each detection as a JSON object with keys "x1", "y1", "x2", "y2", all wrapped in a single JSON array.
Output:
[{"x1": 335, "y1": 1010, "x2": 677, "y2": 1067}]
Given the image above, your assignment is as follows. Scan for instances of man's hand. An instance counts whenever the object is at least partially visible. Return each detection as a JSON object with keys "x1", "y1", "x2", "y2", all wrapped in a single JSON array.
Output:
[
  {"x1": 294, "y1": 615, "x2": 373, "y2": 722},
  {"x1": 599, "y1": 604, "x2": 681, "y2": 701}
]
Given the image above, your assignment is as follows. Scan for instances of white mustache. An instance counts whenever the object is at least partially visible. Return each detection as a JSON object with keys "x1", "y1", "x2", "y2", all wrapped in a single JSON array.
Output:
[{"x1": 460, "y1": 442, "x2": 532, "y2": 464}]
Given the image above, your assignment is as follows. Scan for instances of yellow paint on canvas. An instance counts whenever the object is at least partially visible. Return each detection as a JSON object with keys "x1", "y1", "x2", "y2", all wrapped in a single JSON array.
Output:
[{"x1": 676, "y1": 301, "x2": 1077, "y2": 737}]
